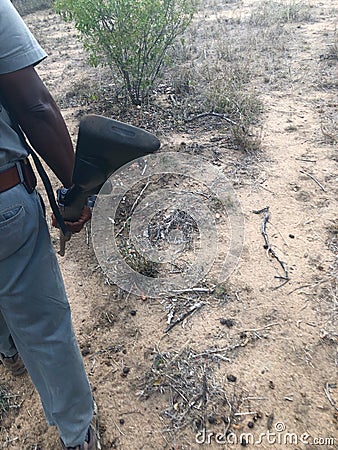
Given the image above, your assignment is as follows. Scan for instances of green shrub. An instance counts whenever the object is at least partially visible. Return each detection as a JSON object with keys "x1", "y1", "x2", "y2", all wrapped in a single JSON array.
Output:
[{"x1": 54, "y1": 0, "x2": 199, "y2": 105}]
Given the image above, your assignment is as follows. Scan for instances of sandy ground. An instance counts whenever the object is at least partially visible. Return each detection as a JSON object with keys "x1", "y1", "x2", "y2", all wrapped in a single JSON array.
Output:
[{"x1": 1, "y1": 1, "x2": 337, "y2": 449}]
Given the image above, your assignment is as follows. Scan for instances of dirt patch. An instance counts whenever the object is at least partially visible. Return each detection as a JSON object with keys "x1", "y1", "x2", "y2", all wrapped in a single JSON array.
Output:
[{"x1": 1, "y1": 1, "x2": 337, "y2": 449}]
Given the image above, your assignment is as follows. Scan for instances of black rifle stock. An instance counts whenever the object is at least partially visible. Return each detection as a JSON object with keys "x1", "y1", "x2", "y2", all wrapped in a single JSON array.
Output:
[{"x1": 57, "y1": 114, "x2": 161, "y2": 255}]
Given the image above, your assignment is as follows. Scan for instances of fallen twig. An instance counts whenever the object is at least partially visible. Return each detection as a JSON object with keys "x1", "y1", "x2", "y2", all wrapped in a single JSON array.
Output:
[
  {"x1": 185, "y1": 111, "x2": 238, "y2": 126},
  {"x1": 324, "y1": 382, "x2": 338, "y2": 411},
  {"x1": 300, "y1": 170, "x2": 327, "y2": 192},
  {"x1": 130, "y1": 180, "x2": 150, "y2": 214},
  {"x1": 287, "y1": 279, "x2": 328, "y2": 295},
  {"x1": 295, "y1": 157, "x2": 317, "y2": 163},
  {"x1": 165, "y1": 302, "x2": 205, "y2": 332},
  {"x1": 168, "y1": 287, "x2": 215, "y2": 295},
  {"x1": 253, "y1": 206, "x2": 289, "y2": 283},
  {"x1": 113, "y1": 419, "x2": 125, "y2": 436},
  {"x1": 241, "y1": 322, "x2": 280, "y2": 333}
]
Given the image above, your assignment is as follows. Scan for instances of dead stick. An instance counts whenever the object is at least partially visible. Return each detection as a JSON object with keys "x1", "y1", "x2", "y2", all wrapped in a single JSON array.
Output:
[
  {"x1": 241, "y1": 322, "x2": 280, "y2": 333},
  {"x1": 300, "y1": 170, "x2": 326, "y2": 192},
  {"x1": 324, "y1": 383, "x2": 338, "y2": 411},
  {"x1": 253, "y1": 206, "x2": 289, "y2": 281},
  {"x1": 295, "y1": 158, "x2": 317, "y2": 163},
  {"x1": 169, "y1": 287, "x2": 214, "y2": 294},
  {"x1": 165, "y1": 302, "x2": 205, "y2": 332},
  {"x1": 130, "y1": 180, "x2": 150, "y2": 214},
  {"x1": 185, "y1": 111, "x2": 238, "y2": 126}
]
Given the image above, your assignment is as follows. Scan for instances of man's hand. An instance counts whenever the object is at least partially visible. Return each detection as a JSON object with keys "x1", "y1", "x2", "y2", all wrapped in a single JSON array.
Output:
[{"x1": 52, "y1": 205, "x2": 92, "y2": 233}]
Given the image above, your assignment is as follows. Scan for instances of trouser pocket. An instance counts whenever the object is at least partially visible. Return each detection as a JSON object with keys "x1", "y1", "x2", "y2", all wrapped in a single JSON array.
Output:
[
  {"x1": 0, "y1": 184, "x2": 37, "y2": 261},
  {"x1": 0, "y1": 204, "x2": 26, "y2": 260}
]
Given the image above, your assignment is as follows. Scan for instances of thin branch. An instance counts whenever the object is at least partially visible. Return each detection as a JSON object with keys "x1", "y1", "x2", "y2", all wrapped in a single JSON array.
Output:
[
  {"x1": 130, "y1": 180, "x2": 150, "y2": 214},
  {"x1": 300, "y1": 170, "x2": 327, "y2": 192},
  {"x1": 324, "y1": 383, "x2": 338, "y2": 411},
  {"x1": 253, "y1": 206, "x2": 289, "y2": 282},
  {"x1": 165, "y1": 302, "x2": 205, "y2": 333},
  {"x1": 241, "y1": 322, "x2": 280, "y2": 333},
  {"x1": 185, "y1": 111, "x2": 238, "y2": 126},
  {"x1": 167, "y1": 287, "x2": 215, "y2": 295}
]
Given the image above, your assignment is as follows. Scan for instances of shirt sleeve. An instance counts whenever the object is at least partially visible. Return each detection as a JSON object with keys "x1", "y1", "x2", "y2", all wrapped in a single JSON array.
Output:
[{"x1": 0, "y1": 0, "x2": 47, "y2": 74}]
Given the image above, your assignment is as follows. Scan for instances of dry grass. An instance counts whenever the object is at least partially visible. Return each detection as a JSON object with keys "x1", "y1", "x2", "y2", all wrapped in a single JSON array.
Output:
[
  {"x1": 0, "y1": 386, "x2": 10, "y2": 423},
  {"x1": 249, "y1": 0, "x2": 313, "y2": 26},
  {"x1": 321, "y1": 121, "x2": 338, "y2": 145},
  {"x1": 139, "y1": 344, "x2": 258, "y2": 434},
  {"x1": 12, "y1": 0, "x2": 52, "y2": 15},
  {"x1": 317, "y1": 28, "x2": 338, "y2": 144},
  {"x1": 316, "y1": 222, "x2": 338, "y2": 366},
  {"x1": 0, "y1": 385, "x2": 21, "y2": 430},
  {"x1": 166, "y1": 7, "x2": 265, "y2": 151},
  {"x1": 164, "y1": 0, "x2": 315, "y2": 152}
]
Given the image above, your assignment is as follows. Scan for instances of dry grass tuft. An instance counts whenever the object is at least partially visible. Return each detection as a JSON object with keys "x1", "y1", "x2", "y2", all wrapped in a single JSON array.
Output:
[
  {"x1": 0, "y1": 385, "x2": 21, "y2": 429},
  {"x1": 139, "y1": 327, "x2": 267, "y2": 433},
  {"x1": 0, "y1": 386, "x2": 10, "y2": 423},
  {"x1": 249, "y1": 0, "x2": 313, "y2": 26}
]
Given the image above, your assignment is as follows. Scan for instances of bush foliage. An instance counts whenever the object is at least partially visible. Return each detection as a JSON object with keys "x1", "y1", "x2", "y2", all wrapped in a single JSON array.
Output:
[{"x1": 54, "y1": 0, "x2": 198, "y2": 105}]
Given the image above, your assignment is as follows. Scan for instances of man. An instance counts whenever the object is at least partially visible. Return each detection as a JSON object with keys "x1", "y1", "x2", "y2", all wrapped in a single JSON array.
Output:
[{"x1": 0, "y1": 1, "x2": 98, "y2": 449}]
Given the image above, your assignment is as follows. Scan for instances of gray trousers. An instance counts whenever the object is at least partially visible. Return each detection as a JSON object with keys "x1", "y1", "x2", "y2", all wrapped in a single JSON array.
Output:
[{"x1": 0, "y1": 182, "x2": 93, "y2": 447}]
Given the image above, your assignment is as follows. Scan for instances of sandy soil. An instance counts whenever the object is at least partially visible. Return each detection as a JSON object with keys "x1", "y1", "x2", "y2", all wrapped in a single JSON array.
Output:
[{"x1": 1, "y1": 1, "x2": 337, "y2": 449}]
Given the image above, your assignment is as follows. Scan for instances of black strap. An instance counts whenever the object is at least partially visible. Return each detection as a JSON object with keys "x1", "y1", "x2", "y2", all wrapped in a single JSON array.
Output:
[{"x1": 29, "y1": 150, "x2": 68, "y2": 236}]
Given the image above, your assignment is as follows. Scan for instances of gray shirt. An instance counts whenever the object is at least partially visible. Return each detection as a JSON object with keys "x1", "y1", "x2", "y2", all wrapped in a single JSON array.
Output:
[{"x1": 0, "y1": 0, "x2": 47, "y2": 168}]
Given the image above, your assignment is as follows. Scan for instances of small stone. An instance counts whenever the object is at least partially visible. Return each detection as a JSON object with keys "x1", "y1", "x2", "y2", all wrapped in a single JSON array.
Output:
[
  {"x1": 207, "y1": 416, "x2": 216, "y2": 424},
  {"x1": 289, "y1": 234, "x2": 295, "y2": 239},
  {"x1": 121, "y1": 366, "x2": 130, "y2": 377},
  {"x1": 227, "y1": 374, "x2": 237, "y2": 382},
  {"x1": 130, "y1": 310, "x2": 137, "y2": 316},
  {"x1": 248, "y1": 421, "x2": 254, "y2": 429},
  {"x1": 220, "y1": 318, "x2": 235, "y2": 328},
  {"x1": 119, "y1": 418, "x2": 125, "y2": 425},
  {"x1": 81, "y1": 347, "x2": 90, "y2": 356}
]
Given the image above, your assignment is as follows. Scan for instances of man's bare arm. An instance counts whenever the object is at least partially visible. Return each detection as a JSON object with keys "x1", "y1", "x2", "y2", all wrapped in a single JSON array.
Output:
[{"x1": 0, "y1": 65, "x2": 74, "y2": 187}]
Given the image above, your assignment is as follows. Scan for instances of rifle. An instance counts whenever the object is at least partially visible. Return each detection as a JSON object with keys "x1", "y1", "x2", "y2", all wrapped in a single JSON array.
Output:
[{"x1": 55, "y1": 114, "x2": 160, "y2": 255}]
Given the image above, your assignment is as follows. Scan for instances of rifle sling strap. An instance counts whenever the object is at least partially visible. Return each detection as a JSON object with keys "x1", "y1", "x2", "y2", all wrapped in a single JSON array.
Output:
[{"x1": 29, "y1": 150, "x2": 68, "y2": 236}]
